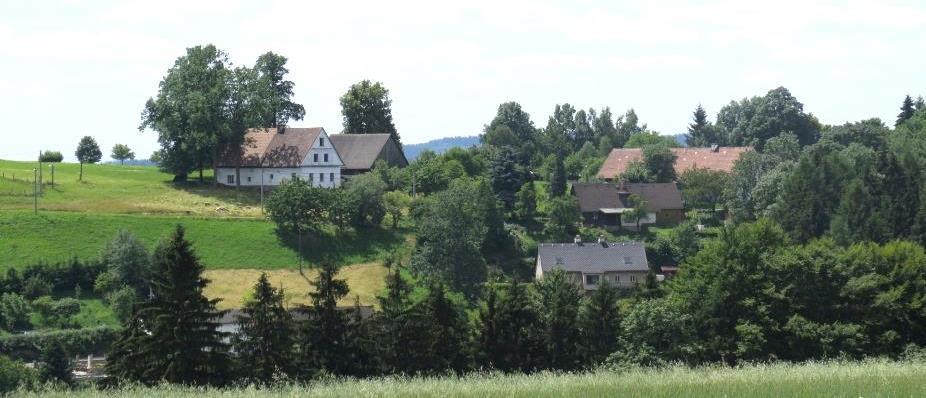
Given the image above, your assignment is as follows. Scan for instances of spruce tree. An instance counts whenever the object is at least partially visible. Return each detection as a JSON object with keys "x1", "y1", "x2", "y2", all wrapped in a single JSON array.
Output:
[
  {"x1": 536, "y1": 269, "x2": 583, "y2": 371},
  {"x1": 495, "y1": 279, "x2": 545, "y2": 372},
  {"x1": 514, "y1": 181, "x2": 537, "y2": 221},
  {"x1": 548, "y1": 153, "x2": 567, "y2": 198},
  {"x1": 373, "y1": 270, "x2": 413, "y2": 374},
  {"x1": 475, "y1": 284, "x2": 502, "y2": 369},
  {"x1": 578, "y1": 280, "x2": 621, "y2": 366},
  {"x1": 302, "y1": 263, "x2": 351, "y2": 376},
  {"x1": 419, "y1": 282, "x2": 470, "y2": 373},
  {"x1": 686, "y1": 104, "x2": 714, "y2": 147},
  {"x1": 104, "y1": 314, "x2": 149, "y2": 385},
  {"x1": 343, "y1": 296, "x2": 377, "y2": 377},
  {"x1": 39, "y1": 341, "x2": 72, "y2": 386},
  {"x1": 107, "y1": 225, "x2": 229, "y2": 386},
  {"x1": 897, "y1": 95, "x2": 916, "y2": 127},
  {"x1": 233, "y1": 273, "x2": 295, "y2": 383},
  {"x1": 489, "y1": 146, "x2": 524, "y2": 211}
]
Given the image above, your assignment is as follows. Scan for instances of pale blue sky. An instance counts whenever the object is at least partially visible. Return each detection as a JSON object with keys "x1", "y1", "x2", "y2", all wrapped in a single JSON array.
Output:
[{"x1": 2, "y1": 0, "x2": 924, "y2": 161}]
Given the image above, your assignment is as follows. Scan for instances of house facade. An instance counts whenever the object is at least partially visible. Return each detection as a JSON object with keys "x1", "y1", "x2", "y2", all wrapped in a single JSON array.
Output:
[
  {"x1": 216, "y1": 127, "x2": 343, "y2": 188},
  {"x1": 535, "y1": 238, "x2": 650, "y2": 293},
  {"x1": 571, "y1": 182, "x2": 684, "y2": 230},
  {"x1": 328, "y1": 134, "x2": 408, "y2": 176},
  {"x1": 597, "y1": 146, "x2": 751, "y2": 181}
]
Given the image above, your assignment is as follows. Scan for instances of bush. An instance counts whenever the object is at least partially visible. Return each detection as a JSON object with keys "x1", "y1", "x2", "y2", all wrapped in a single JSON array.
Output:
[
  {"x1": 0, "y1": 354, "x2": 38, "y2": 394},
  {"x1": 0, "y1": 259, "x2": 104, "y2": 298},
  {"x1": 0, "y1": 293, "x2": 31, "y2": 332},
  {"x1": 38, "y1": 151, "x2": 63, "y2": 163},
  {"x1": 32, "y1": 297, "x2": 81, "y2": 329},
  {"x1": 0, "y1": 326, "x2": 119, "y2": 362}
]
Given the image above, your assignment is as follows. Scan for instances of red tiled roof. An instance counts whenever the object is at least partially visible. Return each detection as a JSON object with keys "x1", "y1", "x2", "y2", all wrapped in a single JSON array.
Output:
[
  {"x1": 596, "y1": 146, "x2": 752, "y2": 179},
  {"x1": 219, "y1": 127, "x2": 323, "y2": 168}
]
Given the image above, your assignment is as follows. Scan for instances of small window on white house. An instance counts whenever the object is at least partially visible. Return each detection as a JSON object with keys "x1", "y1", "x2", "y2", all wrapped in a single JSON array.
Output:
[
  {"x1": 324, "y1": 153, "x2": 329, "y2": 162},
  {"x1": 291, "y1": 172, "x2": 297, "y2": 180},
  {"x1": 616, "y1": 275, "x2": 620, "y2": 282},
  {"x1": 320, "y1": 173, "x2": 325, "y2": 182},
  {"x1": 630, "y1": 275, "x2": 637, "y2": 283},
  {"x1": 624, "y1": 256, "x2": 632, "y2": 265},
  {"x1": 270, "y1": 174, "x2": 274, "y2": 180},
  {"x1": 247, "y1": 176, "x2": 252, "y2": 182},
  {"x1": 314, "y1": 154, "x2": 319, "y2": 162},
  {"x1": 227, "y1": 175, "x2": 234, "y2": 184},
  {"x1": 309, "y1": 173, "x2": 314, "y2": 182},
  {"x1": 585, "y1": 274, "x2": 600, "y2": 286},
  {"x1": 330, "y1": 172, "x2": 335, "y2": 182},
  {"x1": 320, "y1": 137, "x2": 325, "y2": 147}
]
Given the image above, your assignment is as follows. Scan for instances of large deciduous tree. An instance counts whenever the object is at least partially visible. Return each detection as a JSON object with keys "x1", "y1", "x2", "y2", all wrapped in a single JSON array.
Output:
[
  {"x1": 716, "y1": 87, "x2": 820, "y2": 149},
  {"x1": 75, "y1": 136, "x2": 102, "y2": 181},
  {"x1": 253, "y1": 52, "x2": 305, "y2": 128},
  {"x1": 340, "y1": 80, "x2": 401, "y2": 148},
  {"x1": 264, "y1": 178, "x2": 330, "y2": 270}
]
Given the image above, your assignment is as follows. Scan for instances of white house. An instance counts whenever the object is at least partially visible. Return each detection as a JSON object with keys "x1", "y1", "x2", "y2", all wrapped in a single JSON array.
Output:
[{"x1": 216, "y1": 127, "x2": 343, "y2": 188}]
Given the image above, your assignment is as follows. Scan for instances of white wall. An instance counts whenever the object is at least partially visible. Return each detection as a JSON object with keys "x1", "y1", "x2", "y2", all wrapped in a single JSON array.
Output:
[{"x1": 216, "y1": 166, "x2": 342, "y2": 188}]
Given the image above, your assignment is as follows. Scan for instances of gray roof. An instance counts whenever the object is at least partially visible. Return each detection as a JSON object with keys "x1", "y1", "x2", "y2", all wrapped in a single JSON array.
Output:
[
  {"x1": 571, "y1": 182, "x2": 683, "y2": 213},
  {"x1": 537, "y1": 241, "x2": 649, "y2": 274},
  {"x1": 329, "y1": 134, "x2": 404, "y2": 171}
]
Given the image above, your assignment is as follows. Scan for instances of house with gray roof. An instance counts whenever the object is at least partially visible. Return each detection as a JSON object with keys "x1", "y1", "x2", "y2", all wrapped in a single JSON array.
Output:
[
  {"x1": 328, "y1": 134, "x2": 408, "y2": 175},
  {"x1": 571, "y1": 182, "x2": 684, "y2": 230},
  {"x1": 535, "y1": 237, "x2": 651, "y2": 292}
]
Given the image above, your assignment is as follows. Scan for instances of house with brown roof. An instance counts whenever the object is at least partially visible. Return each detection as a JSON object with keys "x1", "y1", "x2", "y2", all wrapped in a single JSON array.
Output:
[
  {"x1": 216, "y1": 127, "x2": 344, "y2": 187},
  {"x1": 536, "y1": 238, "x2": 651, "y2": 293},
  {"x1": 328, "y1": 134, "x2": 408, "y2": 176},
  {"x1": 596, "y1": 146, "x2": 751, "y2": 180},
  {"x1": 571, "y1": 182, "x2": 684, "y2": 230}
]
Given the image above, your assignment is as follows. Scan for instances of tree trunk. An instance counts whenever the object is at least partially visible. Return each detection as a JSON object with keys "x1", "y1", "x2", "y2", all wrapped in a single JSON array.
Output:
[
  {"x1": 199, "y1": 166, "x2": 204, "y2": 183},
  {"x1": 79, "y1": 162, "x2": 83, "y2": 181}
]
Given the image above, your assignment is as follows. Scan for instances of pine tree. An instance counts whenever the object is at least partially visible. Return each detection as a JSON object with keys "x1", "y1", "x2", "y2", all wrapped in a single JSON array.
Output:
[
  {"x1": 489, "y1": 146, "x2": 524, "y2": 211},
  {"x1": 232, "y1": 273, "x2": 295, "y2": 383},
  {"x1": 495, "y1": 279, "x2": 545, "y2": 372},
  {"x1": 106, "y1": 225, "x2": 229, "y2": 386},
  {"x1": 39, "y1": 341, "x2": 72, "y2": 386},
  {"x1": 419, "y1": 282, "x2": 470, "y2": 373},
  {"x1": 578, "y1": 280, "x2": 621, "y2": 366},
  {"x1": 897, "y1": 95, "x2": 916, "y2": 127},
  {"x1": 373, "y1": 270, "x2": 413, "y2": 374},
  {"x1": 514, "y1": 181, "x2": 537, "y2": 221},
  {"x1": 536, "y1": 269, "x2": 583, "y2": 370},
  {"x1": 548, "y1": 153, "x2": 567, "y2": 198},
  {"x1": 343, "y1": 296, "x2": 377, "y2": 377},
  {"x1": 475, "y1": 284, "x2": 501, "y2": 368},
  {"x1": 302, "y1": 263, "x2": 351, "y2": 376},
  {"x1": 103, "y1": 314, "x2": 149, "y2": 385},
  {"x1": 686, "y1": 104, "x2": 713, "y2": 147}
]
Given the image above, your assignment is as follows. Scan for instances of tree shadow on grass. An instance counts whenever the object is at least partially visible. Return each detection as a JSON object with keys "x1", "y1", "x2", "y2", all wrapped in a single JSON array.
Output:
[
  {"x1": 275, "y1": 225, "x2": 412, "y2": 268},
  {"x1": 166, "y1": 180, "x2": 264, "y2": 209}
]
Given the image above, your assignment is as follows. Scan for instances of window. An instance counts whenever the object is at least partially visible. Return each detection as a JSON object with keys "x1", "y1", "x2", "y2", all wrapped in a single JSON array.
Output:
[
  {"x1": 309, "y1": 173, "x2": 314, "y2": 182},
  {"x1": 615, "y1": 275, "x2": 620, "y2": 282},
  {"x1": 270, "y1": 174, "x2": 274, "y2": 180},
  {"x1": 226, "y1": 175, "x2": 234, "y2": 184},
  {"x1": 291, "y1": 172, "x2": 297, "y2": 180},
  {"x1": 320, "y1": 137, "x2": 325, "y2": 146},
  {"x1": 330, "y1": 172, "x2": 335, "y2": 182},
  {"x1": 314, "y1": 153, "x2": 319, "y2": 162},
  {"x1": 247, "y1": 176, "x2": 251, "y2": 182},
  {"x1": 630, "y1": 275, "x2": 637, "y2": 283},
  {"x1": 324, "y1": 153, "x2": 329, "y2": 162},
  {"x1": 624, "y1": 256, "x2": 633, "y2": 265},
  {"x1": 585, "y1": 274, "x2": 600, "y2": 286},
  {"x1": 319, "y1": 173, "x2": 324, "y2": 182}
]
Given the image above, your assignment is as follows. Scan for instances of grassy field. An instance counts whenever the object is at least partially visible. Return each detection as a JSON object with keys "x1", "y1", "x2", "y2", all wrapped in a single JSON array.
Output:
[
  {"x1": 18, "y1": 360, "x2": 926, "y2": 397},
  {"x1": 0, "y1": 159, "x2": 262, "y2": 217}
]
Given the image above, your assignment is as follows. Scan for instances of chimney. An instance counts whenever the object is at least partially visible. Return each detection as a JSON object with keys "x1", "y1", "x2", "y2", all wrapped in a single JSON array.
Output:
[{"x1": 574, "y1": 235, "x2": 582, "y2": 245}]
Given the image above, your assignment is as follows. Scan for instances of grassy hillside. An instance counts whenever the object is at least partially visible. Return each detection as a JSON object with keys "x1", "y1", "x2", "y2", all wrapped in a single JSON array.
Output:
[
  {"x1": 0, "y1": 159, "x2": 262, "y2": 217},
  {"x1": 18, "y1": 360, "x2": 926, "y2": 397}
]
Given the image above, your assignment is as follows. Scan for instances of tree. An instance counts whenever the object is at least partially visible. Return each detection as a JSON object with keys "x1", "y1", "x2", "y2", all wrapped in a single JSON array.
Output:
[
  {"x1": 302, "y1": 263, "x2": 352, "y2": 375},
  {"x1": 611, "y1": 299, "x2": 695, "y2": 367},
  {"x1": 232, "y1": 273, "x2": 295, "y2": 383},
  {"x1": 383, "y1": 191, "x2": 411, "y2": 228},
  {"x1": 536, "y1": 268, "x2": 583, "y2": 370},
  {"x1": 896, "y1": 95, "x2": 916, "y2": 127},
  {"x1": 96, "y1": 230, "x2": 151, "y2": 298},
  {"x1": 514, "y1": 181, "x2": 537, "y2": 221},
  {"x1": 0, "y1": 293, "x2": 30, "y2": 332},
  {"x1": 343, "y1": 173, "x2": 387, "y2": 228},
  {"x1": 548, "y1": 153, "x2": 567, "y2": 198},
  {"x1": 625, "y1": 131, "x2": 680, "y2": 148},
  {"x1": 716, "y1": 87, "x2": 820, "y2": 149},
  {"x1": 32, "y1": 297, "x2": 79, "y2": 329},
  {"x1": 642, "y1": 144, "x2": 678, "y2": 182},
  {"x1": 686, "y1": 104, "x2": 720, "y2": 147},
  {"x1": 774, "y1": 145, "x2": 849, "y2": 241},
  {"x1": 489, "y1": 146, "x2": 524, "y2": 210},
  {"x1": 679, "y1": 168, "x2": 728, "y2": 215},
  {"x1": 253, "y1": 52, "x2": 306, "y2": 128},
  {"x1": 264, "y1": 178, "x2": 330, "y2": 270},
  {"x1": 416, "y1": 282, "x2": 471, "y2": 373},
  {"x1": 340, "y1": 80, "x2": 401, "y2": 148},
  {"x1": 625, "y1": 194, "x2": 649, "y2": 231},
  {"x1": 492, "y1": 279, "x2": 545, "y2": 372},
  {"x1": 545, "y1": 196, "x2": 581, "y2": 240},
  {"x1": 38, "y1": 151, "x2": 63, "y2": 163},
  {"x1": 619, "y1": 160, "x2": 653, "y2": 183},
  {"x1": 75, "y1": 136, "x2": 102, "y2": 181},
  {"x1": 0, "y1": 355, "x2": 38, "y2": 394},
  {"x1": 372, "y1": 270, "x2": 414, "y2": 374},
  {"x1": 39, "y1": 342, "x2": 72, "y2": 386},
  {"x1": 615, "y1": 109, "x2": 647, "y2": 148},
  {"x1": 111, "y1": 144, "x2": 135, "y2": 165},
  {"x1": 579, "y1": 280, "x2": 621, "y2": 366},
  {"x1": 106, "y1": 225, "x2": 229, "y2": 385}
]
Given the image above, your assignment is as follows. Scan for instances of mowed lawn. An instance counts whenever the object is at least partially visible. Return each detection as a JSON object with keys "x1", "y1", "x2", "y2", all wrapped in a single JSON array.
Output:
[
  {"x1": 0, "y1": 159, "x2": 263, "y2": 217},
  {"x1": 18, "y1": 360, "x2": 926, "y2": 397}
]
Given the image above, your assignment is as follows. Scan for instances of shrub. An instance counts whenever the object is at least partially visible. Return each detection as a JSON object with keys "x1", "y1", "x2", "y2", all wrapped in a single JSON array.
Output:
[
  {"x1": 0, "y1": 326, "x2": 119, "y2": 361},
  {"x1": 38, "y1": 151, "x2": 63, "y2": 163},
  {"x1": 0, "y1": 354, "x2": 38, "y2": 394},
  {"x1": 0, "y1": 293, "x2": 31, "y2": 332}
]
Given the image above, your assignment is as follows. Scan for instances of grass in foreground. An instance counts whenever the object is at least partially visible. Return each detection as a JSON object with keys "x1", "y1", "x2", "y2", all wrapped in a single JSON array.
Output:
[
  {"x1": 18, "y1": 360, "x2": 926, "y2": 397},
  {"x1": 0, "y1": 159, "x2": 262, "y2": 217}
]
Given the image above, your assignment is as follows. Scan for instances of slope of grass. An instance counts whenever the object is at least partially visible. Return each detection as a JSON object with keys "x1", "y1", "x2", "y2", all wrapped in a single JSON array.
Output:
[
  {"x1": 0, "y1": 159, "x2": 262, "y2": 217},
  {"x1": 18, "y1": 360, "x2": 926, "y2": 397},
  {"x1": 0, "y1": 211, "x2": 412, "y2": 271}
]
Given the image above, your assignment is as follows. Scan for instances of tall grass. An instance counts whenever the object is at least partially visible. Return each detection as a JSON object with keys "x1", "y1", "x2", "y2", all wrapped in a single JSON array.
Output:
[{"x1": 17, "y1": 360, "x2": 926, "y2": 397}]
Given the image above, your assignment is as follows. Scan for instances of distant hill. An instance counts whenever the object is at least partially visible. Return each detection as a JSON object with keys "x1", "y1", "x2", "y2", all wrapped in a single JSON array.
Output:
[
  {"x1": 404, "y1": 136, "x2": 480, "y2": 160},
  {"x1": 672, "y1": 134, "x2": 688, "y2": 147}
]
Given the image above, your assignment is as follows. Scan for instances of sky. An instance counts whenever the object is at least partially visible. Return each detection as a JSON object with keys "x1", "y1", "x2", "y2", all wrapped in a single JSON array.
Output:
[{"x1": 1, "y1": 0, "x2": 925, "y2": 162}]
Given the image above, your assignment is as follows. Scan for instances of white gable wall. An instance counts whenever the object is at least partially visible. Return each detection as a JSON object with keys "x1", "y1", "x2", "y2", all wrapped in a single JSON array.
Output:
[{"x1": 216, "y1": 128, "x2": 344, "y2": 188}]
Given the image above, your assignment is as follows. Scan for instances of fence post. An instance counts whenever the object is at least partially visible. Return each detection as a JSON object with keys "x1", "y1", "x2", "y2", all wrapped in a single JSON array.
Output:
[{"x1": 33, "y1": 168, "x2": 38, "y2": 214}]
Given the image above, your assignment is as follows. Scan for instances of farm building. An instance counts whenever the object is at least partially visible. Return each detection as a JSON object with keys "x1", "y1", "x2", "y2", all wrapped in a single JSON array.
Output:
[
  {"x1": 571, "y1": 182, "x2": 684, "y2": 230},
  {"x1": 328, "y1": 134, "x2": 408, "y2": 176},
  {"x1": 596, "y1": 145, "x2": 751, "y2": 180},
  {"x1": 536, "y1": 238, "x2": 651, "y2": 293},
  {"x1": 216, "y1": 127, "x2": 343, "y2": 187}
]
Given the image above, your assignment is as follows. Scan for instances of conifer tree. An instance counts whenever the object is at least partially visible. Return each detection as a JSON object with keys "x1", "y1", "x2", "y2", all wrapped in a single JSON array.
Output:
[
  {"x1": 106, "y1": 225, "x2": 229, "y2": 386},
  {"x1": 373, "y1": 270, "x2": 414, "y2": 374},
  {"x1": 104, "y1": 314, "x2": 149, "y2": 384},
  {"x1": 39, "y1": 341, "x2": 72, "y2": 386},
  {"x1": 897, "y1": 95, "x2": 916, "y2": 127},
  {"x1": 489, "y1": 146, "x2": 524, "y2": 211},
  {"x1": 232, "y1": 273, "x2": 295, "y2": 383},
  {"x1": 494, "y1": 279, "x2": 545, "y2": 372},
  {"x1": 514, "y1": 181, "x2": 537, "y2": 221},
  {"x1": 686, "y1": 104, "x2": 715, "y2": 147},
  {"x1": 302, "y1": 263, "x2": 351, "y2": 376},
  {"x1": 343, "y1": 296, "x2": 377, "y2": 377},
  {"x1": 536, "y1": 269, "x2": 583, "y2": 370},
  {"x1": 475, "y1": 284, "x2": 502, "y2": 368},
  {"x1": 578, "y1": 280, "x2": 621, "y2": 366},
  {"x1": 419, "y1": 282, "x2": 471, "y2": 373},
  {"x1": 549, "y1": 153, "x2": 567, "y2": 198}
]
